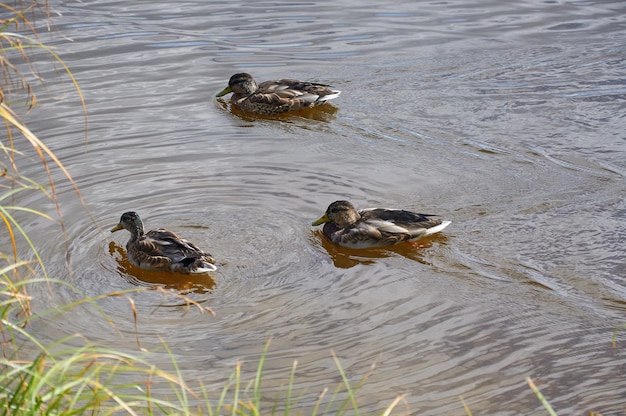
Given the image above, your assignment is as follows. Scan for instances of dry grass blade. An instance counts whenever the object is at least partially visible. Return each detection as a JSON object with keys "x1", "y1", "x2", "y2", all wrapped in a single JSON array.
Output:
[
  {"x1": 0, "y1": 204, "x2": 53, "y2": 276},
  {"x1": 102, "y1": 291, "x2": 143, "y2": 351},
  {"x1": 381, "y1": 395, "x2": 406, "y2": 416},
  {"x1": 151, "y1": 285, "x2": 217, "y2": 317},
  {"x1": 0, "y1": 101, "x2": 81, "y2": 202},
  {"x1": 460, "y1": 396, "x2": 473, "y2": 416},
  {"x1": 0, "y1": 209, "x2": 18, "y2": 261},
  {"x1": 612, "y1": 324, "x2": 625, "y2": 348}
]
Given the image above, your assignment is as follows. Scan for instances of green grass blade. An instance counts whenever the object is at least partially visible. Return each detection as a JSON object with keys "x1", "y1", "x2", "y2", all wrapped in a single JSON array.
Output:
[
  {"x1": 612, "y1": 324, "x2": 625, "y2": 348},
  {"x1": 527, "y1": 377, "x2": 557, "y2": 416},
  {"x1": 252, "y1": 338, "x2": 271, "y2": 411},
  {"x1": 284, "y1": 359, "x2": 297, "y2": 416},
  {"x1": 332, "y1": 352, "x2": 361, "y2": 416}
]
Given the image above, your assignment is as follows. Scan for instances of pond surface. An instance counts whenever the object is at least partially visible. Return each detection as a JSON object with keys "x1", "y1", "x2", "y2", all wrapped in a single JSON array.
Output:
[{"x1": 15, "y1": 0, "x2": 626, "y2": 414}]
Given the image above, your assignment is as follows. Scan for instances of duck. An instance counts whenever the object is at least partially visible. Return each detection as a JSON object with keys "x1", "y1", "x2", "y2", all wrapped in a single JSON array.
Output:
[
  {"x1": 110, "y1": 211, "x2": 217, "y2": 274},
  {"x1": 312, "y1": 200, "x2": 451, "y2": 249},
  {"x1": 216, "y1": 73, "x2": 341, "y2": 115}
]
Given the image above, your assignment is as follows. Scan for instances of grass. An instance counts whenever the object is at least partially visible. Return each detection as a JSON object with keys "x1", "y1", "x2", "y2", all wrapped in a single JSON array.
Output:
[
  {"x1": 527, "y1": 378, "x2": 557, "y2": 416},
  {"x1": 0, "y1": 317, "x2": 406, "y2": 415},
  {"x1": 612, "y1": 324, "x2": 625, "y2": 349},
  {"x1": 197, "y1": 340, "x2": 407, "y2": 416},
  {"x1": 0, "y1": 1, "x2": 621, "y2": 415}
]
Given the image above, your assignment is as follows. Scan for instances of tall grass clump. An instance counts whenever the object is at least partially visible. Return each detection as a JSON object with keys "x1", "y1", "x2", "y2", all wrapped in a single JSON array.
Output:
[
  {"x1": 198, "y1": 340, "x2": 405, "y2": 416},
  {"x1": 1, "y1": 0, "x2": 85, "y2": 337},
  {"x1": 0, "y1": 2, "x2": 184, "y2": 414}
]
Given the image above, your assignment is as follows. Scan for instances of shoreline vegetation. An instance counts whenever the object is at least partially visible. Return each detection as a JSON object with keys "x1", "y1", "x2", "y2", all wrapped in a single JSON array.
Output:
[{"x1": 0, "y1": 1, "x2": 616, "y2": 415}]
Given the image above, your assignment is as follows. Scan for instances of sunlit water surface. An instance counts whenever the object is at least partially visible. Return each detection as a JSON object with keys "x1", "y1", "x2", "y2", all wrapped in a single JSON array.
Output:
[{"x1": 12, "y1": 0, "x2": 626, "y2": 414}]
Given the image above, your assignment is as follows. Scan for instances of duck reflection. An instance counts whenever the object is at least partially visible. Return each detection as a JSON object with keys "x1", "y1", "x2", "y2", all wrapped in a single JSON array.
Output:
[
  {"x1": 315, "y1": 230, "x2": 448, "y2": 269},
  {"x1": 216, "y1": 99, "x2": 339, "y2": 123},
  {"x1": 108, "y1": 241, "x2": 216, "y2": 294}
]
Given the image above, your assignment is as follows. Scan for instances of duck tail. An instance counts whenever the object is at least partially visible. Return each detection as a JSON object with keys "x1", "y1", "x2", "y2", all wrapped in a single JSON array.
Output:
[
  {"x1": 424, "y1": 220, "x2": 451, "y2": 236},
  {"x1": 193, "y1": 263, "x2": 218, "y2": 274},
  {"x1": 182, "y1": 256, "x2": 218, "y2": 274},
  {"x1": 318, "y1": 90, "x2": 341, "y2": 102},
  {"x1": 193, "y1": 260, "x2": 217, "y2": 274}
]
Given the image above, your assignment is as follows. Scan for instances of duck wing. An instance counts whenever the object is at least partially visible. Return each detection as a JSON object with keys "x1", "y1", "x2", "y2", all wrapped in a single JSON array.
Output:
[
  {"x1": 137, "y1": 229, "x2": 203, "y2": 261},
  {"x1": 246, "y1": 79, "x2": 340, "y2": 111},
  {"x1": 127, "y1": 229, "x2": 216, "y2": 273},
  {"x1": 360, "y1": 208, "x2": 448, "y2": 242},
  {"x1": 324, "y1": 217, "x2": 411, "y2": 248}
]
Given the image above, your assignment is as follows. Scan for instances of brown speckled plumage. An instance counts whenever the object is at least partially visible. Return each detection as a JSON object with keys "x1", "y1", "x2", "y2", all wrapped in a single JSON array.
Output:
[
  {"x1": 216, "y1": 73, "x2": 341, "y2": 115},
  {"x1": 312, "y1": 200, "x2": 451, "y2": 249},
  {"x1": 111, "y1": 211, "x2": 217, "y2": 274}
]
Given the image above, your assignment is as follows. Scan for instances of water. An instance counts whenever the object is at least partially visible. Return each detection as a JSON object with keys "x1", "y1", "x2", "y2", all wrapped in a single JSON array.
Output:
[{"x1": 11, "y1": 0, "x2": 626, "y2": 414}]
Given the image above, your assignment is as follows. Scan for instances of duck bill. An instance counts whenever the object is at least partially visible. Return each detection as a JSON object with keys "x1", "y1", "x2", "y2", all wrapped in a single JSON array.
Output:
[
  {"x1": 216, "y1": 85, "x2": 232, "y2": 97},
  {"x1": 311, "y1": 214, "x2": 330, "y2": 226},
  {"x1": 110, "y1": 223, "x2": 123, "y2": 233}
]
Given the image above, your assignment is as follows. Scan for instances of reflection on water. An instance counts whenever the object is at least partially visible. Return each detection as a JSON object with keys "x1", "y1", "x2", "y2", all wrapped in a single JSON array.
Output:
[
  {"x1": 215, "y1": 98, "x2": 340, "y2": 122},
  {"x1": 315, "y1": 230, "x2": 446, "y2": 269},
  {"x1": 108, "y1": 241, "x2": 217, "y2": 294}
]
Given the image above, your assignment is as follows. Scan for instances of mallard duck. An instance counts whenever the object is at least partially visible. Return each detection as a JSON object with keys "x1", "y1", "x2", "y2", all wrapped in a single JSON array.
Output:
[
  {"x1": 110, "y1": 211, "x2": 217, "y2": 274},
  {"x1": 312, "y1": 200, "x2": 451, "y2": 249},
  {"x1": 216, "y1": 73, "x2": 341, "y2": 115}
]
